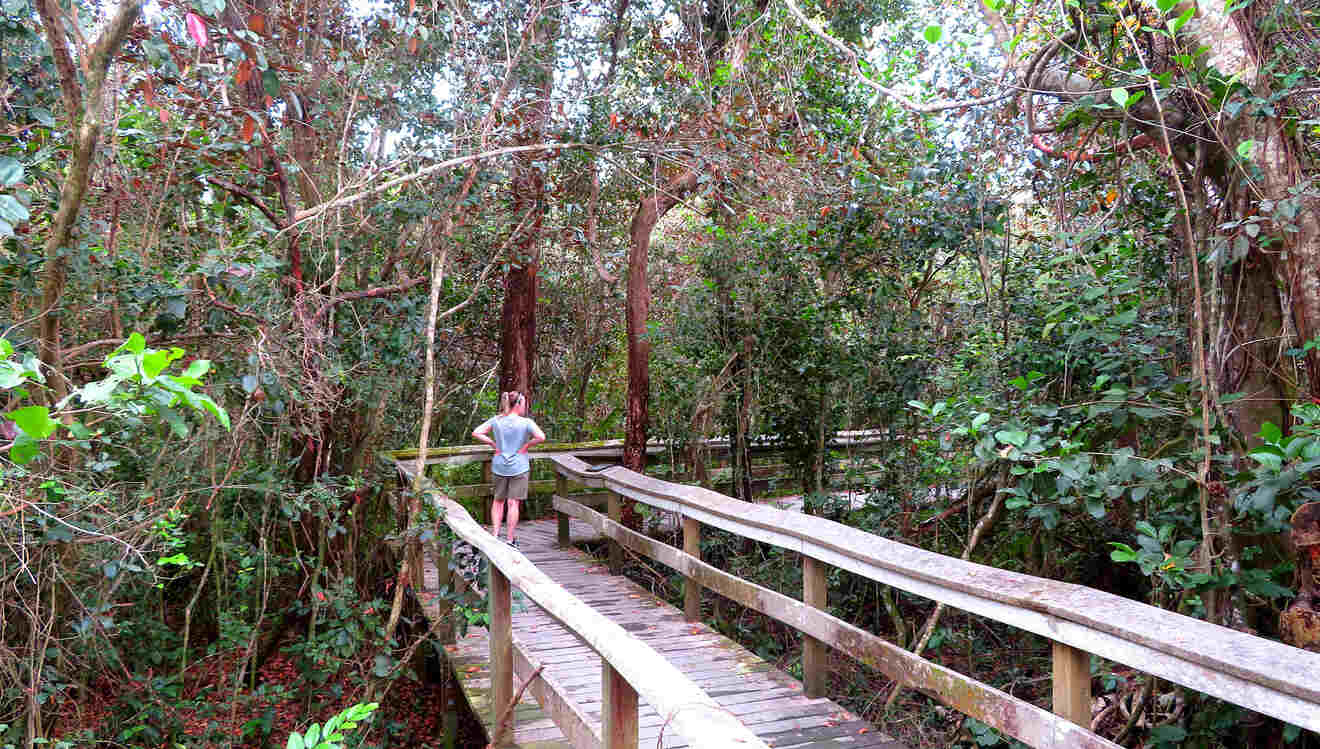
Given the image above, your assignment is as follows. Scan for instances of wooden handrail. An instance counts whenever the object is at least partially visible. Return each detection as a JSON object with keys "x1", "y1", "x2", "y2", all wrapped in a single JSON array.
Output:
[
  {"x1": 426, "y1": 489, "x2": 770, "y2": 749},
  {"x1": 551, "y1": 455, "x2": 1320, "y2": 739},
  {"x1": 386, "y1": 430, "x2": 890, "y2": 468}
]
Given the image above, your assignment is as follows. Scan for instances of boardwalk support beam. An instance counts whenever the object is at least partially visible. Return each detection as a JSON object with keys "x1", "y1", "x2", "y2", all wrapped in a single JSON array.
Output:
[
  {"x1": 683, "y1": 516, "x2": 701, "y2": 621},
  {"x1": 803, "y1": 555, "x2": 828, "y2": 697},
  {"x1": 489, "y1": 564, "x2": 513, "y2": 745},
  {"x1": 556, "y1": 474, "x2": 570, "y2": 547},
  {"x1": 602, "y1": 661, "x2": 639, "y2": 749},
  {"x1": 1052, "y1": 640, "x2": 1092, "y2": 727},
  {"x1": 607, "y1": 490, "x2": 623, "y2": 574}
]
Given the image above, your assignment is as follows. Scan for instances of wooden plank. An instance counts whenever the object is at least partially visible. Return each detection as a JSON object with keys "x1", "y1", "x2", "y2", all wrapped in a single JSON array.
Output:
[
  {"x1": 602, "y1": 661, "x2": 638, "y2": 749},
  {"x1": 514, "y1": 636, "x2": 603, "y2": 749},
  {"x1": 1053, "y1": 641, "x2": 1091, "y2": 727},
  {"x1": 429, "y1": 493, "x2": 770, "y2": 749},
  {"x1": 555, "y1": 497, "x2": 1120, "y2": 749},
  {"x1": 683, "y1": 516, "x2": 701, "y2": 622},
  {"x1": 802, "y1": 555, "x2": 827, "y2": 698},
  {"x1": 447, "y1": 630, "x2": 571, "y2": 748},
  {"x1": 490, "y1": 564, "x2": 513, "y2": 740},
  {"x1": 550, "y1": 456, "x2": 1320, "y2": 733}
]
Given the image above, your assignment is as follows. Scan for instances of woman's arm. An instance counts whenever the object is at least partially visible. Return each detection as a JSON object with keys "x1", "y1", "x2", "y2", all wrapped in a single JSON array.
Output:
[
  {"x1": 518, "y1": 421, "x2": 546, "y2": 454},
  {"x1": 472, "y1": 420, "x2": 496, "y2": 449}
]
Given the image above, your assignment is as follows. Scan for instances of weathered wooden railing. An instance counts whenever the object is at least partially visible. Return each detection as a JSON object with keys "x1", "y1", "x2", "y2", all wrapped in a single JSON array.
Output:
[
  {"x1": 389, "y1": 431, "x2": 888, "y2": 500},
  {"x1": 551, "y1": 455, "x2": 1320, "y2": 748},
  {"x1": 426, "y1": 489, "x2": 771, "y2": 749}
]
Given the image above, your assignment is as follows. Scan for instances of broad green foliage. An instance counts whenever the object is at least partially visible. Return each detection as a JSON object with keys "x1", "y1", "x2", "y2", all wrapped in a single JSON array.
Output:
[
  {"x1": 1240, "y1": 404, "x2": 1320, "y2": 530},
  {"x1": 1, "y1": 334, "x2": 228, "y2": 464},
  {"x1": 285, "y1": 702, "x2": 379, "y2": 749}
]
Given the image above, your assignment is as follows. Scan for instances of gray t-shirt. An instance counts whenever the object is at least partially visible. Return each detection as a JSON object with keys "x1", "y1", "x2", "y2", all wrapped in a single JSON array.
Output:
[{"x1": 480, "y1": 414, "x2": 540, "y2": 476}]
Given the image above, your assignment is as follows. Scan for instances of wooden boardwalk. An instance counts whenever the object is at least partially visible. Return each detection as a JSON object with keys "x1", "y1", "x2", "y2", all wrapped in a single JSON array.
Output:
[{"x1": 427, "y1": 516, "x2": 903, "y2": 749}]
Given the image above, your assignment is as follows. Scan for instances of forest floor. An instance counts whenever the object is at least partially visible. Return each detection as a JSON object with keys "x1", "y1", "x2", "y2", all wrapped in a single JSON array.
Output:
[{"x1": 47, "y1": 644, "x2": 486, "y2": 747}]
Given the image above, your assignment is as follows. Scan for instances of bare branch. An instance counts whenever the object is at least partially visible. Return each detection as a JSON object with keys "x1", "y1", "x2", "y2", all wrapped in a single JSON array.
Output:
[
  {"x1": 287, "y1": 142, "x2": 592, "y2": 228},
  {"x1": 34, "y1": 0, "x2": 82, "y2": 122},
  {"x1": 205, "y1": 177, "x2": 284, "y2": 226}
]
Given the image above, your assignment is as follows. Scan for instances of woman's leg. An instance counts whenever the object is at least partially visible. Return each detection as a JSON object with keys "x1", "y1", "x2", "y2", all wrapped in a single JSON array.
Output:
[
  {"x1": 506, "y1": 499, "x2": 520, "y2": 542},
  {"x1": 491, "y1": 499, "x2": 505, "y2": 539},
  {"x1": 491, "y1": 475, "x2": 509, "y2": 538},
  {"x1": 506, "y1": 472, "x2": 530, "y2": 542}
]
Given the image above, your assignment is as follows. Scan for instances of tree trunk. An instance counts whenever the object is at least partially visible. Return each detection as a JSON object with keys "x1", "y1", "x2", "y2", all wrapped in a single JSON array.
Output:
[
  {"x1": 498, "y1": 11, "x2": 556, "y2": 406},
  {"x1": 34, "y1": 0, "x2": 144, "y2": 404},
  {"x1": 623, "y1": 170, "x2": 699, "y2": 474}
]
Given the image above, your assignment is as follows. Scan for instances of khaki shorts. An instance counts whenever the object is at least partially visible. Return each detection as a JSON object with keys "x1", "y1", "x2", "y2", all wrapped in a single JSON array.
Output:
[{"x1": 493, "y1": 472, "x2": 530, "y2": 501}]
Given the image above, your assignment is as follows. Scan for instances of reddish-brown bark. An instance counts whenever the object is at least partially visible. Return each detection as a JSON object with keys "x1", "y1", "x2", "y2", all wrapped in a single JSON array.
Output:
[
  {"x1": 623, "y1": 170, "x2": 700, "y2": 474},
  {"x1": 498, "y1": 18, "x2": 555, "y2": 405}
]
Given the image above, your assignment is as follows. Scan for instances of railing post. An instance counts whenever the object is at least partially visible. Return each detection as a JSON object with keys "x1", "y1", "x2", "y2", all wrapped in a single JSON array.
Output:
[
  {"x1": 602, "y1": 660, "x2": 638, "y2": 749},
  {"x1": 481, "y1": 458, "x2": 493, "y2": 524},
  {"x1": 1051, "y1": 641, "x2": 1091, "y2": 727},
  {"x1": 607, "y1": 490, "x2": 623, "y2": 574},
  {"x1": 802, "y1": 555, "x2": 828, "y2": 697},
  {"x1": 489, "y1": 563, "x2": 513, "y2": 744},
  {"x1": 683, "y1": 515, "x2": 702, "y2": 621},
  {"x1": 556, "y1": 473, "x2": 570, "y2": 547}
]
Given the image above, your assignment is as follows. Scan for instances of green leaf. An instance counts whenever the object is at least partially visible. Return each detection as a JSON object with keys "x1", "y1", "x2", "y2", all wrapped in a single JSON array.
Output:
[
  {"x1": 263, "y1": 68, "x2": 281, "y2": 96},
  {"x1": 10, "y1": 405, "x2": 58, "y2": 439},
  {"x1": 971, "y1": 412, "x2": 990, "y2": 430},
  {"x1": 1109, "y1": 542, "x2": 1137, "y2": 562},
  {"x1": 286, "y1": 731, "x2": 304, "y2": 749},
  {"x1": 1110, "y1": 88, "x2": 1130, "y2": 108},
  {"x1": 183, "y1": 359, "x2": 212, "y2": 379},
  {"x1": 1155, "y1": 0, "x2": 1176, "y2": 11},
  {"x1": 11, "y1": 432, "x2": 39, "y2": 464},
  {"x1": 195, "y1": 393, "x2": 231, "y2": 430},
  {"x1": 995, "y1": 429, "x2": 1027, "y2": 448},
  {"x1": 1169, "y1": 4, "x2": 1195, "y2": 32},
  {"x1": 304, "y1": 724, "x2": 320, "y2": 745},
  {"x1": 1258, "y1": 421, "x2": 1283, "y2": 444},
  {"x1": 142, "y1": 350, "x2": 172, "y2": 381},
  {"x1": 1237, "y1": 139, "x2": 1256, "y2": 160},
  {"x1": 0, "y1": 195, "x2": 30, "y2": 224},
  {"x1": 116, "y1": 333, "x2": 147, "y2": 356},
  {"x1": 923, "y1": 24, "x2": 943, "y2": 43},
  {"x1": 0, "y1": 156, "x2": 22, "y2": 187},
  {"x1": 1149, "y1": 724, "x2": 1187, "y2": 744}
]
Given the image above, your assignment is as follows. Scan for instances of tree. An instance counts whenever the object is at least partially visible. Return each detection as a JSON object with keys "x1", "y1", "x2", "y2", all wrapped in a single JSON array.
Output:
[{"x1": 34, "y1": 0, "x2": 144, "y2": 408}]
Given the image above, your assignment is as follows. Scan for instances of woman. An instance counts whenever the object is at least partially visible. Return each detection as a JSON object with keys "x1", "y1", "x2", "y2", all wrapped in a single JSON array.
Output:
[{"x1": 472, "y1": 391, "x2": 546, "y2": 547}]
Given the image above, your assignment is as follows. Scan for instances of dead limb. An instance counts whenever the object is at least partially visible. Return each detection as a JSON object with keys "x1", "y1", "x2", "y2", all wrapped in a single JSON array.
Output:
[
  {"x1": 885, "y1": 477, "x2": 1004, "y2": 711},
  {"x1": 488, "y1": 664, "x2": 545, "y2": 748}
]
